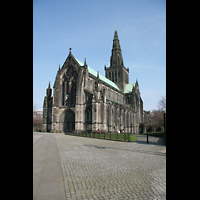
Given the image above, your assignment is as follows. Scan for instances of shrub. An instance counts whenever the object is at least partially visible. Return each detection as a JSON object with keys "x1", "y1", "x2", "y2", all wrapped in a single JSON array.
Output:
[{"x1": 142, "y1": 131, "x2": 165, "y2": 138}]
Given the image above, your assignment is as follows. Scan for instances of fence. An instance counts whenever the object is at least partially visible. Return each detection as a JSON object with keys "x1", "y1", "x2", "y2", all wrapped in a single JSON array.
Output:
[{"x1": 64, "y1": 132, "x2": 138, "y2": 142}]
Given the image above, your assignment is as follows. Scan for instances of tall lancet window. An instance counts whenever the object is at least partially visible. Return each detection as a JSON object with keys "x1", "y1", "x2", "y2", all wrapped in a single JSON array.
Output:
[{"x1": 62, "y1": 66, "x2": 77, "y2": 106}]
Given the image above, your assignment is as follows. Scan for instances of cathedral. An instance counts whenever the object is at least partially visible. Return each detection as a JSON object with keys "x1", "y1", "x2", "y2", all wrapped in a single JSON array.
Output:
[{"x1": 43, "y1": 30, "x2": 144, "y2": 134}]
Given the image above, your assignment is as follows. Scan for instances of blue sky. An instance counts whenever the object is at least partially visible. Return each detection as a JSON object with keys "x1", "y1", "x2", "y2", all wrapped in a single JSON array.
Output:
[{"x1": 33, "y1": 0, "x2": 166, "y2": 111}]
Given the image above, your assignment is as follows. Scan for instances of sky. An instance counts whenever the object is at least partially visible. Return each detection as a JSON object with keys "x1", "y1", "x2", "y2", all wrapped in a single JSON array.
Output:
[{"x1": 33, "y1": 0, "x2": 166, "y2": 111}]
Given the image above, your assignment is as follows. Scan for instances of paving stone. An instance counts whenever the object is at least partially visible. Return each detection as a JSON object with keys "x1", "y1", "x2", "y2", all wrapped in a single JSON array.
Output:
[
  {"x1": 35, "y1": 133, "x2": 166, "y2": 200},
  {"x1": 33, "y1": 133, "x2": 66, "y2": 200}
]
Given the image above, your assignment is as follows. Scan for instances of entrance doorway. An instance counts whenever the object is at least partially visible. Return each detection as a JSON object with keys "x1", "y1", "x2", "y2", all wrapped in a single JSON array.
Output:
[
  {"x1": 59, "y1": 109, "x2": 75, "y2": 133},
  {"x1": 139, "y1": 124, "x2": 144, "y2": 134}
]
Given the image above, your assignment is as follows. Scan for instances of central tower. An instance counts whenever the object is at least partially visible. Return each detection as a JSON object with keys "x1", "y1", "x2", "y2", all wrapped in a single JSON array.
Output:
[{"x1": 105, "y1": 30, "x2": 129, "y2": 92}]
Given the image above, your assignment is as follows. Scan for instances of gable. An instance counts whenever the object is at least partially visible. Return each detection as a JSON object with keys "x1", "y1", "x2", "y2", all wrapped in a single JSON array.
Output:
[
  {"x1": 61, "y1": 53, "x2": 83, "y2": 72},
  {"x1": 61, "y1": 54, "x2": 121, "y2": 91}
]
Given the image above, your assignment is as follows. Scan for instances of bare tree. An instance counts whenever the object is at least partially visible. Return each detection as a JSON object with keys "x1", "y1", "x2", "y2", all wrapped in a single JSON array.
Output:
[
  {"x1": 33, "y1": 111, "x2": 43, "y2": 132},
  {"x1": 150, "y1": 110, "x2": 165, "y2": 131},
  {"x1": 158, "y1": 96, "x2": 166, "y2": 111},
  {"x1": 33, "y1": 103, "x2": 43, "y2": 132}
]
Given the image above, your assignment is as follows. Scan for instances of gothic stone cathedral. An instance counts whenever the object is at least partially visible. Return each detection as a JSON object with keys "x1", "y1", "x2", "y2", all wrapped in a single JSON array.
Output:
[{"x1": 43, "y1": 30, "x2": 144, "y2": 134}]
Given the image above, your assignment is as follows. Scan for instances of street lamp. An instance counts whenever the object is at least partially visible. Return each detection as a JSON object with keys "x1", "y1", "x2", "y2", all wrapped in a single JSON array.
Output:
[
  {"x1": 131, "y1": 123, "x2": 133, "y2": 134},
  {"x1": 147, "y1": 118, "x2": 151, "y2": 144}
]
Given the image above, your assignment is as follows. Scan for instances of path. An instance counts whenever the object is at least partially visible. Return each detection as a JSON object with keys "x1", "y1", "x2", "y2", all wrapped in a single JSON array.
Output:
[
  {"x1": 33, "y1": 132, "x2": 166, "y2": 199},
  {"x1": 33, "y1": 132, "x2": 66, "y2": 200}
]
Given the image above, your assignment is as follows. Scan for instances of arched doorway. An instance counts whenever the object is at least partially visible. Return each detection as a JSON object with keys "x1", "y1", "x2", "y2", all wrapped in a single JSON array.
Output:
[
  {"x1": 59, "y1": 109, "x2": 75, "y2": 133},
  {"x1": 139, "y1": 124, "x2": 144, "y2": 134}
]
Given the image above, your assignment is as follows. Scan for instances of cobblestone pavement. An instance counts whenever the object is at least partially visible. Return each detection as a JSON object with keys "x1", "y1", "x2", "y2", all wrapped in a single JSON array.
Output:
[{"x1": 55, "y1": 134, "x2": 166, "y2": 200}]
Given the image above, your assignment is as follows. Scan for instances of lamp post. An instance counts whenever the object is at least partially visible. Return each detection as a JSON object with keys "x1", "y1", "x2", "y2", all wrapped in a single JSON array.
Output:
[
  {"x1": 131, "y1": 123, "x2": 133, "y2": 134},
  {"x1": 147, "y1": 118, "x2": 151, "y2": 143}
]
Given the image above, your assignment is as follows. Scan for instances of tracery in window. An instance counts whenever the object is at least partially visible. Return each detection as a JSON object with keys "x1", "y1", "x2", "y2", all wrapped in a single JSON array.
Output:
[{"x1": 62, "y1": 66, "x2": 77, "y2": 107}]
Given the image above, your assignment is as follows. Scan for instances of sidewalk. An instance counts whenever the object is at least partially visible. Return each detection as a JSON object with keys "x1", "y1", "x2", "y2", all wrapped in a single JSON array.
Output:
[{"x1": 33, "y1": 133, "x2": 66, "y2": 200}]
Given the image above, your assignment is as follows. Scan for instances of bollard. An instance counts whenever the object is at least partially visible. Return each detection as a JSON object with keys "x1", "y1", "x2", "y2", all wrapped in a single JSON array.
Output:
[{"x1": 147, "y1": 132, "x2": 149, "y2": 143}]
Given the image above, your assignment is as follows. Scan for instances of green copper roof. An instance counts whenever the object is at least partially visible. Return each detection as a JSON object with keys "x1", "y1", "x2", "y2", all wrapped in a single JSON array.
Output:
[
  {"x1": 124, "y1": 83, "x2": 135, "y2": 93},
  {"x1": 88, "y1": 67, "x2": 120, "y2": 91},
  {"x1": 75, "y1": 58, "x2": 84, "y2": 66},
  {"x1": 75, "y1": 58, "x2": 120, "y2": 91}
]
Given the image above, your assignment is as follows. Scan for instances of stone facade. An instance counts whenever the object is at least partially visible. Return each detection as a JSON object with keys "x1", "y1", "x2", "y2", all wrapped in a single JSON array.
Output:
[{"x1": 43, "y1": 30, "x2": 144, "y2": 134}]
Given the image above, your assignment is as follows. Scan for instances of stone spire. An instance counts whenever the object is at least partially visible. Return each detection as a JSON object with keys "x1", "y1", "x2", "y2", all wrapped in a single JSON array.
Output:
[
  {"x1": 105, "y1": 30, "x2": 129, "y2": 92},
  {"x1": 46, "y1": 81, "x2": 52, "y2": 98},
  {"x1": 110, "y1": 30, "x2": 124, "y2": 68}
]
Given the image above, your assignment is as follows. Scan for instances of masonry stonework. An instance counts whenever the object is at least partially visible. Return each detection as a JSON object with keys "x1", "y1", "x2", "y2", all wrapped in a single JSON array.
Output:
[{"x1": 43, "y1": 30, "x2": 144, "y2": 134}]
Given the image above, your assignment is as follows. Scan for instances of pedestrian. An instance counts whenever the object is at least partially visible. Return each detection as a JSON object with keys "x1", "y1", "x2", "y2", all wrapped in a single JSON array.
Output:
[{"x1": 97, "y1": 129, "x2": 100, "y2": 133}]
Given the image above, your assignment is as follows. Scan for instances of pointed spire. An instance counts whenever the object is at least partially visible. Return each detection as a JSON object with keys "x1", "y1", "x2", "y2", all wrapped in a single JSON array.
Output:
[
  {"x1": 110, "y1": 30, "x2": 123, "y2": 68},
  {"x1": 112, "y1": 30, "x2": 120, "y2": 49},
  {"x1": 46, "y1": 81, "x2": 52, "y2": 97},
  {"x1": 114, "y1": 30, "x2": 119, "y2": 40},
  {"x1": 59, "y1": 64, "x2": 60, "y2": 71},
  {"x1": 84, "y1": 57, "x2": 86, "y2": 66},
  {"x1": 48, "y1": 81, "x2": 50, "y2": 88}
]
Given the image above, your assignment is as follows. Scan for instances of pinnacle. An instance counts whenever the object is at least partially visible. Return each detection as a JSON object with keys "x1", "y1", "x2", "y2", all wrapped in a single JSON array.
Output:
[{"x1": 114, "y1": 30, "x2": 119, "y2": 40}]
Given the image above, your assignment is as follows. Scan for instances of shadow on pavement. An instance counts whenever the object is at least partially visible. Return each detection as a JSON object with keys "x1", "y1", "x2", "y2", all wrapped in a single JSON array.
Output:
[{"x1": 135, "y1": 135, "x2": 166, "y2": 146}]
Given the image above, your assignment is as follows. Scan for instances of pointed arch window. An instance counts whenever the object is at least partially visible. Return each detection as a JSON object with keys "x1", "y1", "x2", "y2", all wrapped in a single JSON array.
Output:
[{"x1": 62, "y1": 66, "x2": 77, "y2": 106}]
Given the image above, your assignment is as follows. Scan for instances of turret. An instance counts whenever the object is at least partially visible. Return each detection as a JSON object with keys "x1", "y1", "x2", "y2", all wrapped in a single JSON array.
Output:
[{"x1": 43, "y1": 81, "x2": 52, "y2": 132}]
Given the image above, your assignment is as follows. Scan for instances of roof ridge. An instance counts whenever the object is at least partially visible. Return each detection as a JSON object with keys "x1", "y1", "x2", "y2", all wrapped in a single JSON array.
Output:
[
  {"x1": 75, "y1": 58, "x2": 84, "y2": 66},
  {"x1": 87, "y1": 66, "x2": 120, "y2": 91},
  {"x1": 75, "y1": 58, "x2": 120, "y2": 91}
]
